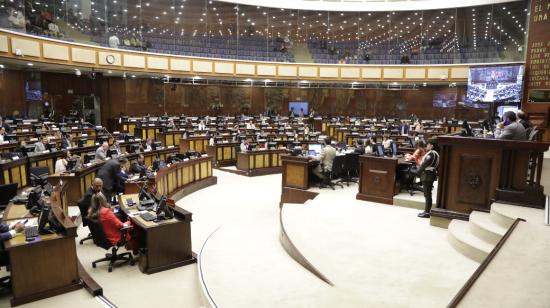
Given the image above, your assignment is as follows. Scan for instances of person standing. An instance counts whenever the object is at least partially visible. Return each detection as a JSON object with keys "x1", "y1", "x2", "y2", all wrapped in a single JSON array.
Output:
[
  {"x1": 416, "y1": 139, "x2": 440, "y2": 218},
  {"x1": 96, "y1": 157, "x2": 128, "y2": 199}
]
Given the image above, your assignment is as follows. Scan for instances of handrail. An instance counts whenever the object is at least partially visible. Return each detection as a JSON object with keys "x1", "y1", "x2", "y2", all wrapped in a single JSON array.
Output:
[{"x1": 447, "y1": 218, "x2": 526, "y2": 308}]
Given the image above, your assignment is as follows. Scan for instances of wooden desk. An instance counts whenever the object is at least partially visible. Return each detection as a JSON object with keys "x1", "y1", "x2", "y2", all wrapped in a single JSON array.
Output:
[
  {"x1": 206, "y1": 142, "x2": 239, "y2": 167},
  {"x1": 356, "y1": 155, "x2": 399, "y2": 205},
  {"x1": 281, "y1": 155, "x2": 312, "y2": 190},
  {"x1": 119, "y1": 194, "x2": 195, "y2": 274},
  {"x1": 179, "y1": 136, "x2": 209, "y2": 153},
  {"x1": 0, "y1": 158, "x2": 28, "y2": 188},
  {"x1": 3, "y1": 184, "x2": 81, "y2": 306},
  {"x1": 48, "y1": 163, "x2": 101, "y2": 207},
  {"x1": 134, "y1": 125, "x2": 163, "y2": 141},
  {"x1": 153, "y1": 156, "x2": 215, "y2": 199},
  {"x1": 433, "y1": 136, "x2": 550, "y2": 222},
  {"x1": 27, "y1": 150, "x2": 61, "y2": 174},
  {"x1": 236, "y1": 149, "x2": 286, "y2": 176},
  {"x1": 159, "y1": 130, "x2": 185, "y2": 147},
  {"x1": 0, "y1": 142, "x2": 17, "y2": 153}
]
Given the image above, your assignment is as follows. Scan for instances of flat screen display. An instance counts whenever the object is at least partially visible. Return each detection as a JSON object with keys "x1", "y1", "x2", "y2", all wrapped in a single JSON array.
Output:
[
  {"x1": 433, "y1": 88, "x2": 457, "y2": 108},
  {"x1": 289, "y1": 102, "x2": 308, "y2": 116},
  {"x1": 25, "y1": 80, "x2": 42, "y2": 101},
  {"x1": 466, "y1": 65, "x2": 524, "y2": 103}
]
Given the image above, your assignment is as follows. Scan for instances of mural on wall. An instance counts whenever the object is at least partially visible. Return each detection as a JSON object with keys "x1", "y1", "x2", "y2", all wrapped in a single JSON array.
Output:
[
  {"x1": 231, "y1": 87, "x2": 251, "y2": 113},
  {"x1": 207, "y1": 86, "x2": 222, "y2": 112},
  {"x1": 264, "y1": 87, "x2": 283, "y2": 114}
]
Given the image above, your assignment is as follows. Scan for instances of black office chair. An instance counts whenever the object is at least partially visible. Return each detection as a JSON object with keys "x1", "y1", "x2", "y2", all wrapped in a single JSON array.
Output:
[
  {"x1": 29, "y1": 166, "x2": 50, "y2": 187},
  {"x1": 320, "y1": 156, "x2": 344, "y2": 190},
  {"x1": 401, "y1": 163, "x2": 423, "y2": 195},
  {"x1": 0, "y1": 183, "x2": 18, "y2": 211},
  {"x1": 88, "y1": 219, "x2": 135, "y2": 272},
  {"x1": 77, "y1": 200, "x2": 93, "y2": 245},
  {"x1": 337, "y1": 153, "x2": 359, "y2": 186}
]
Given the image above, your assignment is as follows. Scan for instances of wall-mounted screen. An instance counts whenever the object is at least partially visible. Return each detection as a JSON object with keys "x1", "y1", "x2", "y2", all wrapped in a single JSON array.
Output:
[
  {"x1": 466, "y1": 65, "x2": 524, "y2": 103},
  {"x1": 433, "y1": 88, "x2": 457, "y2": 108},
  {"x1": 289, "y1": 102, "x2": 308, "y2": 116},
  {"x1": 25, "y1": 80, "x2": 42, "y2": 101}
]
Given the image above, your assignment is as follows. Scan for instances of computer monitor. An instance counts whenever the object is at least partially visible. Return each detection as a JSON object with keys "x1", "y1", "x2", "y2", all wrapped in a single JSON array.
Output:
[
  {"x1": 37, "y1": 203, "x2": 51, "y2": 234},
  {"x1": 26, "y1": 187, "x2": 42, "y2": 215},
  {"x1": 391, "y1": 142, "x2": 398, "y2": 157},
  {"x1": 152, "y1": 141, "x2": 162, "y2": 150},
  {"x1": 128, "y1": 144, "x2": 140, "y2": 154},
  {"x1": 78, "y1": 139, "x2": 87, "y2": 147},
  {"x1": 83, "y1": 152, "x2": 95, "y2": 164},
  {"x1": 308, "y1": 144, "x2": 322, "y2": 156},
  {"x1": 155, "y1": 195, "x2": 173, "y2": 219},
  {"x1": 138, "y1": 183, "x2": 152, "y2": 201},
  {"x1": 46, "y1": 142, "x2": 57, "y2": 151},
  {"x1": 376, "y1": 144, "x2": 385, "y2": 157}
]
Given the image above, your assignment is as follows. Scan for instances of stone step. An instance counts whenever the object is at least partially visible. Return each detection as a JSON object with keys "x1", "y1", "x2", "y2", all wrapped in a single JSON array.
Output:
[
  {"x1": 448, "y1": 219, "x2": 495, "y2": 263},
  {"x1": 469, "y1": 211, "x2": 507, "y2": 245}
]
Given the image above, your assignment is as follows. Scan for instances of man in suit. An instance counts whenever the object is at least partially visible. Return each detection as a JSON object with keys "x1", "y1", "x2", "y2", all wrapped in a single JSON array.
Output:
[
  {"x1": 495, "y1": 111, "x2": 526, "y2": 140},
  {"x1": 312, "y1": 137, "x2": 337, "y2": 182},
  {"x1": 129, "y1": 154, "x2": 148, "y2": 176},
  {"x1": 77, "y1": 178, "x2": 103, "y2": 217},
  {"x1": 1, "y1": 221, "x2": 25, "y2": 272},
  {"x1": 96, "y1": 157, "x2": 128, "y2": 199},
  {"x1": 416, "y1": 139, "x2": 440, "y2": 218},
  {"x1": 33, "y1": 137, "x2": 48, "y2": 153},
  {"x1": 95, "y1": 142, "x2": 109, "y2": 163},
  {"x1": 61, "y1": 133, "x2": 73, "y2": 149},
  {"x1": 516, "y1": 110, "x2": 529, "y2": 129}
]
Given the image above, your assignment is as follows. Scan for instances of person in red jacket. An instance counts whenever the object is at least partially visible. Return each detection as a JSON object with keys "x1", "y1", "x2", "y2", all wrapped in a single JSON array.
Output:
[{"x1": 88, "y1": 193, "x2": 139, "y2": 253}]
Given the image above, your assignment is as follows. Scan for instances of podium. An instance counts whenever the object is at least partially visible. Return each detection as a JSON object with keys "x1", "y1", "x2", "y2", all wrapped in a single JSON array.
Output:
[
  {"x1": 356, "y1": 156, "x2": 398, "y2": 205},
  {"x1": 432, "y1": 136, "x2": 550, "y2": 222}
]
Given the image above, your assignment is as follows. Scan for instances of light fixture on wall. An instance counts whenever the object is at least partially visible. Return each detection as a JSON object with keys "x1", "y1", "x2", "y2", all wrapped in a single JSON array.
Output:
[{"x1": 75, "y1": 69, "x2": 81, "y2": 76}]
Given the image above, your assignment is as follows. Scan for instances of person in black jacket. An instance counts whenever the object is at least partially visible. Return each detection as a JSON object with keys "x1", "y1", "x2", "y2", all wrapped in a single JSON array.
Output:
[
  {"x1": 129, "y1": 154, "x2": 148, "y2": 176},
  {"x1": 416, "y1": 138, "x2": 440, "y2": 218},
  {"x1": 78, "y1": 178, "x2": 104, "y2": 217},
  {"x1": 96, "y1": 157, "x2": 128, "y2": 199}
]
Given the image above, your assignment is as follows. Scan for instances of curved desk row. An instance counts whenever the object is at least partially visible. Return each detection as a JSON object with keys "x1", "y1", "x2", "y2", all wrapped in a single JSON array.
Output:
[{"x1": 236, "y1": 149, "x2": 286, "y2": 176}]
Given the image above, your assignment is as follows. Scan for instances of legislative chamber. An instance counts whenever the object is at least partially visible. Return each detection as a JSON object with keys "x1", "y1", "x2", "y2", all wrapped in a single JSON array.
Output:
[{"x1": 0, "y1": 0, "x2": 549, "y2": 307}]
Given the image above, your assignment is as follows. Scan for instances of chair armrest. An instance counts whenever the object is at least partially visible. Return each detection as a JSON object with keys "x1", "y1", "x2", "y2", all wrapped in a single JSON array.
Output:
[{"x1": 117, "y1": 226, "x2": 130, "y2": 247}]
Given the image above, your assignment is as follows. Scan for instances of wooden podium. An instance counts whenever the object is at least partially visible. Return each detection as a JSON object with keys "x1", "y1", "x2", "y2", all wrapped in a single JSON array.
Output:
[
  {"x1": 356, "y1": 156, "x2": 398, "y2": 205},
  {"x1": 432, "y1": 136, "x2": 550, "y2": 222}
]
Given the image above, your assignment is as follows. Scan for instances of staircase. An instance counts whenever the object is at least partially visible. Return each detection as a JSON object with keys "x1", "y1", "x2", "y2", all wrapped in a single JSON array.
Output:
[
  {"x1": 447, "y1": 203, "x2": 532, "y2": 263},
  {"x1": 293, "y1": 43, "x2": 314, "y2": 63}
]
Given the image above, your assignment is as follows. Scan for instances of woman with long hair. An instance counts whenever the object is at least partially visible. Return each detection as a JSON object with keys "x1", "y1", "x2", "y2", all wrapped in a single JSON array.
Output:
[{"x1": 88, "y1": 193, "x2": 139, "y2": 253}]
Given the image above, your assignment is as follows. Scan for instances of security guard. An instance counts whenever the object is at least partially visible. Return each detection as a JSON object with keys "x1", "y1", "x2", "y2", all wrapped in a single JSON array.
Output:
[{"x1": 416, "y1": 138, "x2": 440, "y2": 218}]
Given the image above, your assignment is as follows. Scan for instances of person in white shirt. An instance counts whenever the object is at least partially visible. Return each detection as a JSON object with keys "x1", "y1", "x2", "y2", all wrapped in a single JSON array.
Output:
[
  {"x1": 209, "y1": 137, "x2": 215, "y2": 146},
  {"x1": 108, "y1": 34, "x2": 120, "y2": 49},
  {"x1": 0, "y1": 128, "x2": 5, "y2": 142},
  {"x1": 382, "y1": 136, "x2": 393, "y2": 150},
  {"x1": 198, "y1": 120, "x2": 206, "y2": 131},
  {"x1": 34, "y1": 137, "x2": 48, "y2": 153},
  {"x1": 144, "y1": 139, "x2": 153, "y2": 151},
  {"x1": 55, "y1": 152, "x2": 70, "y2": 173},
  {"x1": 240, "y1": 140, "x2": 249, "y2": 152},
  {"x1": 95, "y1": 142, "x2": 109, "y2": 162},
  {"x1": 246, "y1": 121, "x2": 255, "y2": 130}
]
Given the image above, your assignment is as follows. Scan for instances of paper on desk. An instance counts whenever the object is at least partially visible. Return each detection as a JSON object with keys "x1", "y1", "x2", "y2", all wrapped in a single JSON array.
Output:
[{"x1": 9, "y1": 218, "x2": 38, "y2": 229}]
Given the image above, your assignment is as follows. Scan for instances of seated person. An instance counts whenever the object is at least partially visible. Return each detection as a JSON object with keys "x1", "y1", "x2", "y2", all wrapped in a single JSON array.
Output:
[
  {"x1": 240, "y1": 140, "x2": 250, "y2": 152},
  {"x1": 110, "y1": 140, "x2": 123, "y2": 157},
  {"x1": 382, "y1": 136, "x2": 393, "y2": 150},
  {"x1": 95, "y1": 142, "x2": 109, "y2": 163},
  {"x1": 78, "y1": 178, "x2": 104, "y2": 217},
  {"x1": 0, "y1": 221, "x2": 25, "y2": 272},
  {"x1": 54, "y1": 151, "x2": 71, "y2": 173},
  {"x1": 61, "y1": 133, "x2": 73, "y2": 149},
  {"x1": 87, "y1": 193, "x2": 139, "y2": 253},
  {"x1": 365, "y1": 139, "x2": 374, "y2": 155},
  {"x1": 144, "y1": 139, "x2": 153, "y2": 151},
  {"x1": 34, "y1": 137, "x2": 48, "y2": 153},
  {"x1": 312, "y1": 137, "x2": 337, "y2": 182},
  {"x1": 0, "y1": 127, "x2": 6, "y2": 143},
  {"x1": 405, "y1": 140, "x2": 426, "y2": 166},
  {"x1": 129, "y1": 154, "x2": 148, "y2": 176},
  {"x1": 354, "y1": 139, "x2": 365, "y2": 154},
  {"x1": 495, "y1": 111, "x2": 527, "y2": 140}
]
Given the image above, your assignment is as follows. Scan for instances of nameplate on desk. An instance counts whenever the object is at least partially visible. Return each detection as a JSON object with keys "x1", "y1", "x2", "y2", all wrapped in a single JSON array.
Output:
[
  {"x1": 179, "y1": 128, "x2": 185, "y2": 131},
  {"x1": 69, "y1": 173, "x2": 75, "y2": 176},
  {"x1": 144, "y1": 149, "x2": 151, "y2": 152},
  {"x1": 183, "y1": 158, "x2": 189, "y2": 161},
  {"x1": 167, "y1": 145, "x2": 175, "y2": 149},
  {"x1": 114, "y1": 131, "x2": 120, "y2": 134},
  {"x1": 130, "y1": 119, "x2": 137, "y2": 122},
  {"x1": 82, "y1": 134, "x2": 88, "y2": 137},
  {"x1": 95, "y1": 143, "x2": 100, "y2": 146},
  {"x1": 30, "y1": 138, "x2": 38, "y2": 142},
  {"x1": 12, "y1": 156, "x2": 19, "y2": 160},
  {"x1": 72, "y1": 126, "x2": 78, "y2": 129},
  {"x1": 22, "y1": 129, "x2": 29, "y2": 132},
  {"x1": 85, "y1": 163, "x2": 92, "y2": 167},
  {"x1": 369, "y1": 169, "x2": 387, "y2": 174},
  {"x1": 203, "y1": 154, "x2": 208, "y2": 157},
  {"x1": 148, "y1": 124, "x2": 155, "y2": 127},
  {"x1": 43, "y1": 150, "x2": 50, "y2": 153},
  {"x1": 135, "y1": 138, "x2": 142, "y2": 141},
  {"x1": 1, "y1": 141, "x2": 8, "y2": 144}
]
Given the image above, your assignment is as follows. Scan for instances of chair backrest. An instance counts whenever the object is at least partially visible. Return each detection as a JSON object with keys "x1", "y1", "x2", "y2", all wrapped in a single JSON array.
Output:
[
  {"x1": 87, "y1": 218, "x2": 113, "y2": 250},
  {"x1": 331, "y1": 155, "x2": 345, "y2": 176},
  {"x1": 344, "y1": 153, "x2": 360, "y2": 173},
  {"x1": 528, "y1": 127, "x2": 539, "y2": 141},
  {"x1": 77, "y1": 197, "x2": 91, "y2": 227},
  {"x1": 0, "y1": 183, "x2": 18, "y2": 207}
]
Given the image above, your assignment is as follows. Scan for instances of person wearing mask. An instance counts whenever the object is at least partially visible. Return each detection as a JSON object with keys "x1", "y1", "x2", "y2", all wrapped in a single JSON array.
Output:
[
  {"x1": 110, "y1": 140, "x2": 123, "y2": 157},
  {"x1": 87, "y1": 193, "x2": 139, "y2": 253},
  {"x1": 405, "y1": 140, "x2": 426, "y2": 166},
  {"x1": 61, "y1": 133, "x2": 73, "y2": 149},
  {"x1": 34, "y1": 137, "x2": 48, "y2": 153},
  {"x1": 96, "y1": 157, "x2": 128, "y2": 199},
  {"x1": 144, "y1": 139, "x2": 153, "y2": 151},
  {"x1": 55, "y1": 151, "x2": 71, "y2": 173},
  {"x1": 354, "y1": 139, "x2": 365, "y2": 154},
  {"x1": 312, "y1": 137, "x2": 337, "y2": 183},
  {"x1": 516, "y1": 110, "x2": 529, "y2": 129},
  {"x1": 416, "y1": 139, "x2": 440, "y2": 218},
  {"x1": 95, "y1": 142, "x2": 109, "y2": 163},
  {"x1": 495, "y1": 111, "x2": 526, "y2": 140}
]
